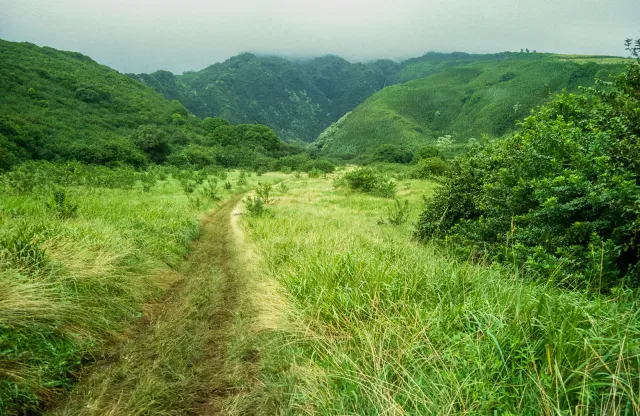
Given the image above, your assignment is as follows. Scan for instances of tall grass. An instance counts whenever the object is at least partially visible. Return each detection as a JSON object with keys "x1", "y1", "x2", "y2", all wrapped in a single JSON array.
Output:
[
  {"x1": 0, "y1": 166, "x2": 267, "y2": 414},
  {"x1": 241, "y1": 177, "x2": 640, "y2": 415}
]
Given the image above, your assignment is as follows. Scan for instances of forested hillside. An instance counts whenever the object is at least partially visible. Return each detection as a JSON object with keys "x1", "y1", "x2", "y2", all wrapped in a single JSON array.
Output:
[
  {"x1": 129, "y1": 54, "x2": 399, "y2": 142},
  {"x1": 0, "y1": 40, "x2": 304, "y2": 172},
  {"x1": 316, "y1": 54, "x2": 629, "y2": 158}
]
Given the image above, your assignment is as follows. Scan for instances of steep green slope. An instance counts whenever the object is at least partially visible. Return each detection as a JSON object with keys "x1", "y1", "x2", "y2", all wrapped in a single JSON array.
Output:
[
  {"x1": 0, "y1": 40, "x2": 298, "y2": 171},
  {"x1": 0, "y1": 40, "x2": 189, "y2": 168},
  {"x1": 130, "y1": 54, "x2": 399, "y2": 142},
  {"x1": 316, "y1": 54, "x2": 628, "y2": 156}
]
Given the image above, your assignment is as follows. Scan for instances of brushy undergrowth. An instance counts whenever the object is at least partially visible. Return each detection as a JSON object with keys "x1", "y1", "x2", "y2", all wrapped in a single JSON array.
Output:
[
  {"x1": 416, "y1": 51, "x2": 640, "y2": 291},
  {"x1": 240, "y1": 177, "x2": 640, "y2": 415},
  {"x1": 333, "y1": 167, "x2": 396, "y2": 198}
]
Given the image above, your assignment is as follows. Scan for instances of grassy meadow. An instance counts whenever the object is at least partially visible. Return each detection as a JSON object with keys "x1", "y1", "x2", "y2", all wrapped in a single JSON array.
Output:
[
  {"x1": 236, "y1": 172, "x2": 640, "y2": 415},
  {"x1": 0, "y1": 164, "x2": 281, "y2": 414}
]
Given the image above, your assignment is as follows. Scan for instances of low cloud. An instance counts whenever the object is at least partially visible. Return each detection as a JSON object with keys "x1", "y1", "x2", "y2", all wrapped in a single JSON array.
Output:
[{"x1": 1, "y1": 0, "x2": 638, "y2": 73}]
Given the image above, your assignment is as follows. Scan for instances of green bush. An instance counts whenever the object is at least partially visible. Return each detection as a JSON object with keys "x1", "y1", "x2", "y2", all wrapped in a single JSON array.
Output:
[
  {"x1": 307, "y1": 168, "x2": 323, "y2": 178},
  {"x1": 416, "y1": 57, "x2": 640, "y2": 290},
  {"x1": 199, "y1": 179, "x2": 221, "y2": 201},
  {"x1": 413, "y1": 145, "x2": 441, "y2": 161},
  {"x1": 237, "y1": 171, "x2": 248, "y2": 186},
  {"x1": 375, "y1": 144, "x2": 413, "y2": 164},
  {"x1": 335, "y1": 168, "x2": 396, "y2": 198},
  {"x1": 378, "y1": 198, "x2": 411, "y2": 226},
  {"x1": 244, "y1": 196, "x2": 267, "y2": 217},
  {"x1": 46, "y1": 189, "x2": 79, "y2": 219},
  {"x1": 255, "y1": 182, "x2": 274, "y2": 204},
  {"x1": 411, "y1": 157, "x2": 450, "y2": 179},
  {"x1": 302, "y1": 158, "x2": 336, "y2": 173}
]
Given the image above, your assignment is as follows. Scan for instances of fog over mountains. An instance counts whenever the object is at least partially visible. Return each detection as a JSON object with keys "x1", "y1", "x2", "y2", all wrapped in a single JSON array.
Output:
[{"x1": 1, "y1": 0, "x2": 638, "y2": 73}]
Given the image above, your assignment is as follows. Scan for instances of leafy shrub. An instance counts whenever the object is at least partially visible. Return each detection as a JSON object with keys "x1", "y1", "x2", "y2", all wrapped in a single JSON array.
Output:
[
  {"x1": 378, "y1": 199, "x2": 411, "y2": 226},
  {"x1": 255, "y1": 182, "x2": 274, "y2": 205},
  {"x1": 302, "y1": 158, "x2": 335, "y2": 173},
  {"x1": 244, "y1": 196, "x2": 266, "y2": 217},
  {"x1": 416, "y1": 56, "x2": 640, "y2": 290},
  {"x1": 375, "y1": 144, "x2": 413, "y2": 164},
  {"x1": 194, "y1": 171, "x2": 208, "y2": 185},
  {"x1": 499, "y1": 71, "x2": 517, "y2": 82},
  {"x1": 181, "y1": 180, "x2": 196, "y2": 194},
  {"x1": 414, "y1": 145, "x2": 441, "y2": 161},
  {"x1": 224, "y1": 181, "x2": 232, "y2": 190},
  {"x1": 278, "y1": 182, "x2": 288, "y2": 194},
  {"x1": 410, "y1": 157, "x2": 450, "y2": 179},
  {"x1": 280, "y1": 166, "x2": 292, "y2": 174},
  {"x1": 237, "y1": 171, "x2": 247, "y2": 186},
  {"x1": 308, "y1": 168, "x2": 323, "y2": 178},
  {"x1": 335, "y1": 168, "x2": 396, "y2": 198},
  {"x1": 140, "y1": 172, "x2": 157, "y2": 192},
  {"x1": 199, "y1": 179, "x2": 221, "y2": 201},
  {"x1": 46, "y1": 189, "x2": 78, "y2": 219}
]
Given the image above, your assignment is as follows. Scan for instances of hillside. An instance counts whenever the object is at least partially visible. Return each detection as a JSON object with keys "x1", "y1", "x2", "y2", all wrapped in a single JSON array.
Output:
[
  {"x1": 0, "y1": 40, "x2": 299, "y2": 171},
  {"x1": 316, "y1": 54, "x2": 628, "y2": 156},
  {"x1": 129, "y1": 54, "x2": 399, "y2": 142}
]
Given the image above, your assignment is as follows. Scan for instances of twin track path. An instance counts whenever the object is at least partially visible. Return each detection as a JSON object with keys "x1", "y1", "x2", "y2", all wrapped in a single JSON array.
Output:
[{"x1": 48, "y1": 194, "x2": 262, "y2": 416}]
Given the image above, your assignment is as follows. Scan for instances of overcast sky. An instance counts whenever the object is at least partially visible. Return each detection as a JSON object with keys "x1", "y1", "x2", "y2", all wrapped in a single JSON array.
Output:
[{"x1": 1, "y1": 0, "x2": 638, "y2": 74}]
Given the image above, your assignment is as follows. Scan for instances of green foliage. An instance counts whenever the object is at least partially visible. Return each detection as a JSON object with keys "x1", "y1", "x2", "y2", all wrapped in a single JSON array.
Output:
[
  {"x1": 414, "y1": 145, "x2": 441, "y2": 160},
  {"x1": 317, "y1": 54, "x2": 628, "y2": 157},
  {"x1": 0, "y1": 223, "x2": 49, "y2": 271},
  {"x1": 255, "y1": 182, "x2": 274, "y2": 205},
  {"x1": 181, "y1": 180, "x2": 196, "y2": 194},
  {"x1": 307, "y1": 168, "x2": 323, "y2": 178},
  {"x1": 0, "y1": 161, "x2": 140, "y2": 192},
  {"x1": 410, "y1": 157, "x2": 450, "y2": 179},
  {"x1": 416, "y1": 56, "x2": 640, "y2": 290},
  {"x1": 375, "y1": 144, "x2": 413, "y2": 163},
  {"x1": 244, "y1": 196, "x2": 267, "y2": 217},
  {"x1": 140, "y1": 171, "x2": 158, "y2": 192},
  {"x1": 301, "y1": 158, "x2": 335, "y2": 173},
  {"x1": 132, "y1": 125, "x2": 170, "y2": 164},
  {"x1": 199, "y1": 178, "x2": 221, "y2": 201},
  {"x1": 378, "y1": 198, "x2": 411, "y2": 226},
  {"x1": 237, "y1": 171, "x2": 248, "y2": 186},
  {"x1": 224, "y1": 180, "x2": 232, "y2": 190},
  {"x1": 0, "y1": 40, "x2": 299, "y2": 172},
  {"x1": 132, "y1": 53, "x2": 399, "y2": 142},
  {"x1": 46, "y1": 188, "x2": 79, "y2": 219},
  {"x1": 278, "y1": 182, "x2": 288, "y2": 194},
  {"x1": 335, "y1": 168, "x2": 396, "y2": 198}
]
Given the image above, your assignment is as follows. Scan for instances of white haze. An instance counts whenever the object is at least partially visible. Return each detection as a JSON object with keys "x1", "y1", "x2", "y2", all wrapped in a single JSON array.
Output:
[{"x1": 0, "y1": 0, "x2": 638, "y2": 73}]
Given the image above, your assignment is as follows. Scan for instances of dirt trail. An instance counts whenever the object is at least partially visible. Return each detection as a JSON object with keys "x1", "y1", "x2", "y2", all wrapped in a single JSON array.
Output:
[
  {"x1": 48, "y1": 195, "x2": 262, "y2": 416},
  {"x1": 192, "y1": 195, "x2": 255, "y2": 415}
]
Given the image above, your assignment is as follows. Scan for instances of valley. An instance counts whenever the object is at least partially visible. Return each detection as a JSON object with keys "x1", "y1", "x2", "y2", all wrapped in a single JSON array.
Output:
[{"x1": 1, "y1": 36, "x2": 639, "y2": 415}]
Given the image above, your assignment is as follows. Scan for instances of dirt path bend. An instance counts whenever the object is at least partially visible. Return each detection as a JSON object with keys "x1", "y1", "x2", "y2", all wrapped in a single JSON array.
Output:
[{"x1": 48, "y1": 195, "x2": 263, "y2": 416}]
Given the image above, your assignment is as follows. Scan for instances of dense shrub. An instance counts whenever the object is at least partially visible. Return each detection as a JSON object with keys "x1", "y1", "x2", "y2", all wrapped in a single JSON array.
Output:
[
  {"x1": 375, "y1": 144, "x2": 413, "y2": 164},
  {"x1": 416, "y1": 55, "x2": 640, "y2": 290},
  {"x1": 335, "y1": 168, "x2": 396, "y2": 198},
  {"x1": 410, "y1": 157, "x2": 449, "y2": 179},
  {"x1": 413, "y1": 145, "x2": 441, "y2": 161},
  {"x1": 301, "y1": 158, "x2": 335, "y2": 173}
]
